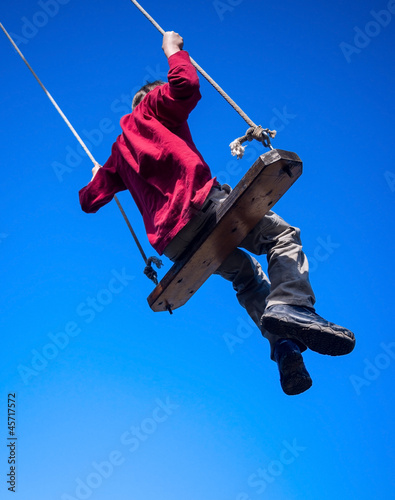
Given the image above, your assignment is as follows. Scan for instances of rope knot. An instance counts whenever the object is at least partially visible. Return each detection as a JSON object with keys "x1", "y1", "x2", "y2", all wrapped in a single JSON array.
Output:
[
  {"x1": 230, "y1": 126, "x2": 277, "y2": 159},
  {"x1": 246, "y1": 125, "x2": 263, "y2": 142},
  {"x1": 144, "y1": 256, "x2": 163, "y2": 285}
]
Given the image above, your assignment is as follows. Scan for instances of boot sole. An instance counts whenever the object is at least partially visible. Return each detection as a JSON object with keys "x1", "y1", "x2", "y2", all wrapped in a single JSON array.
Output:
[{"x1": 264, "y1": 314, "x2": 355, "y2": 356}]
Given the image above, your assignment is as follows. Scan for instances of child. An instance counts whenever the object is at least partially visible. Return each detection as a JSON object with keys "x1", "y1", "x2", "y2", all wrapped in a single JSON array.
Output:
[{"x1": 79, "y1": 31, "x2": 355, "y2": 395}]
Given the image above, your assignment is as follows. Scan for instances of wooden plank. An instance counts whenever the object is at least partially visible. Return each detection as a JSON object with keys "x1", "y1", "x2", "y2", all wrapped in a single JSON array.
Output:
[{"x1": 147, "y1": 149, "x2": 302, "y2": 312}]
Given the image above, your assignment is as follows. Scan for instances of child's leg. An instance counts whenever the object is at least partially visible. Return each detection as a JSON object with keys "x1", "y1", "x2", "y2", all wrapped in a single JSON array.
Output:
[
  {"x1": 239, "y1": 210, "x2": 316, "y2": 310},
  {"x1": 215, "y1": 248, "x2": 306, "y2": 360},
  {"x1": 244, "y1": 213, "x2": 355, "y2": 356}
]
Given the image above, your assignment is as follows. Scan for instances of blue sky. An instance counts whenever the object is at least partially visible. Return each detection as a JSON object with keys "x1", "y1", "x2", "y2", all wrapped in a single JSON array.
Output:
[{"x1": 1, "y1": 0, "x2": 394, "y2": 499}]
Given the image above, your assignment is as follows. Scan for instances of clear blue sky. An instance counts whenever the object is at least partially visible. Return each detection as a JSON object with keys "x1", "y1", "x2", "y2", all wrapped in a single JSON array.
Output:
[{"x1": 1, "y1": 0, "x2": 394, "y2": 499}]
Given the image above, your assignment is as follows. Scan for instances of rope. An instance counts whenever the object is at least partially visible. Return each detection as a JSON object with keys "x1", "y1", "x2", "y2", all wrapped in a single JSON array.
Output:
[
  {"x1": 0, "y1": 21, "x2": 162, "y2": 285},
  {"x1": 129, "y1": 0, "x2": 257, "y2": 128},
  {"x1": 230, "y1": 126, "x2": 277, "y2": 159},
  {"x1": 144, "y1": 257, "x2": 163, "y2": 286},
  {"x1": 0, "y1": 22, "x2": 99, "y2": 168}
]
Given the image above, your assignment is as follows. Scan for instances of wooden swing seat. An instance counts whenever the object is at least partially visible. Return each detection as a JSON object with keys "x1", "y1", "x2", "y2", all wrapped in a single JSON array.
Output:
[{"x1": 147, "y1": 149, "x2": 302, "y2": 313}]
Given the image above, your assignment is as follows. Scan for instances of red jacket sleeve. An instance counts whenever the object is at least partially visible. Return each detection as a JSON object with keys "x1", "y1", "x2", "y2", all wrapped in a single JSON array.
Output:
[
  {"x1": 79, "y1": 143, "x2": 126, "y2": 213},
  {"x1": 142, "y1": 50, "x2": 201, "y2": 128}
]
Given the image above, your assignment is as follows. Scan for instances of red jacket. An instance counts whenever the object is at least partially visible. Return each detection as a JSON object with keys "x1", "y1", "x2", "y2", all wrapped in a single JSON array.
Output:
[{"x1": 79, "y1": 50, "x2": 217, "y2": 255}]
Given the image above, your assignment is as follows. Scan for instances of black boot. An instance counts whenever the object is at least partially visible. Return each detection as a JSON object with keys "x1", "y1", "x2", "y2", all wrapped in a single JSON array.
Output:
[
  {"x1": 274, "y1": 339, "x2": 312, "y2": 396},
  {"x1": 263, "y1": 305, "x2": 355, "y2": 356}
]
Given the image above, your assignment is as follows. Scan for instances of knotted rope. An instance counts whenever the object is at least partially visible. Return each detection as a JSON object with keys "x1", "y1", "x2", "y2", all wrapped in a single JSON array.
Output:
[
  {"x1": 230, "y1": 126, "x2": 277, "y2": 159},
  {"x1": 144, "y1": 257, "x2": 164, "y2": 285}
]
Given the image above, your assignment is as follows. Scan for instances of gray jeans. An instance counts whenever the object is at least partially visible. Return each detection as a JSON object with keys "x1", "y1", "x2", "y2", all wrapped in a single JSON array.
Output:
[{"x1": 163, "y1": 186, "x2": 316, "y2": 360}]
